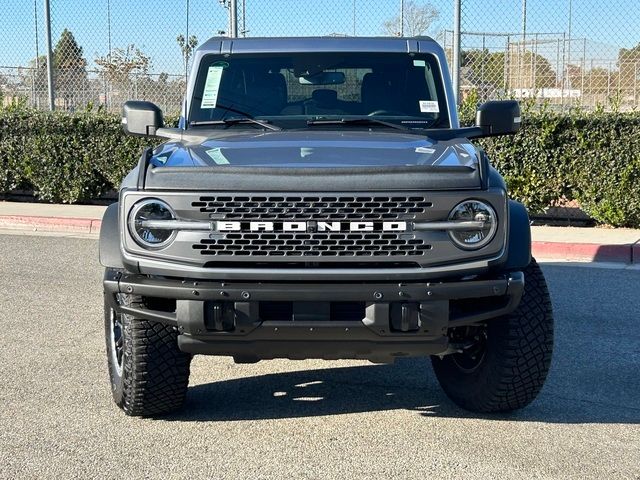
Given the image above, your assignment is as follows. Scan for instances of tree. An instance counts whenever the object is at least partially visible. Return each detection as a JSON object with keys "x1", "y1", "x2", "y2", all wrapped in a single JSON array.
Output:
[
  {"x1": 95, "y1": 45, "x2": 151, "y2": 107},
  {"x1": 383, "y1": 1, "x2": 438, "y2": 37},
  {"x1": 617, "y1": 43, "x2": 640, "y2": 93},
  {"x1": 460, "y1": 49, "x2": 556, "y2": 95},
  {"x1": 462, "y1": 50, "x2": 507, "y2": 91},
  {"x1": 18, "y1": 55, "x2": 48, "y2": 107},
  {"x1": 176, "y1": 34, "x2": 198, "y2": 73},
  {"x1": 53, "y1": 28, "x2": 87, "y2": 109},
  {"x1": 583, "y1": 67, "x2": 617, "y2": 96},
  {"x1": 506, "y1": 49, "x2": 557, "y2": 90}
]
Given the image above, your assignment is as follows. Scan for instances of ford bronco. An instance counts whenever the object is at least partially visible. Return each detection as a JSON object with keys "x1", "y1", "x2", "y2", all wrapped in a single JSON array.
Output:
[{"x1": 100, "y1": 36, "x2": 553, "y2": 416}]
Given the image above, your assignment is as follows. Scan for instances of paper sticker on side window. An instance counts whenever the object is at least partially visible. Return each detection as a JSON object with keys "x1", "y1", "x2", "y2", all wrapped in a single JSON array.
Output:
[
  {"x1": 201, "y1": 66, "x2": 224, "y2": 109},
  {"x1": 419, "y1": 100, "x2": 439, "y2": 113}
]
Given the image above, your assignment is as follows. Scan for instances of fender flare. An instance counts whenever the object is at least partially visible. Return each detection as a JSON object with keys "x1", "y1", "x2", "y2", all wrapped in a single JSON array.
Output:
[
  {"x1": 504, "y1": 200, "x2": 532, "y2": 270},
  {"x1": 99, "y1": 203, "x2": 124, "y2": 269}
]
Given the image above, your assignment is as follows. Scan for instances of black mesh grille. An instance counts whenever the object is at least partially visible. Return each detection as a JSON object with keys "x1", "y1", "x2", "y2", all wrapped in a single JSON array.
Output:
[
  {"x1": 193, "y1": 232, "x2": 432, "y2": 257},
  {"x1": 192, "y1": 195, "x2": 432, "y2": 220}
]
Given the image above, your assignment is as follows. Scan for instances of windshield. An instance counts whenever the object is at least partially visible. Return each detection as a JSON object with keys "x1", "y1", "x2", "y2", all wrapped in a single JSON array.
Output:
[{"x1": 188, "y1": 52, "x2": 450, "y2": 130}]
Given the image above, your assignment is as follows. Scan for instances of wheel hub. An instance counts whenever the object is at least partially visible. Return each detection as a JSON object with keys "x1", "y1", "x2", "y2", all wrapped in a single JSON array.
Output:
[{"x1": 449, "y1": 326, "x2": 487, "y2": 373}]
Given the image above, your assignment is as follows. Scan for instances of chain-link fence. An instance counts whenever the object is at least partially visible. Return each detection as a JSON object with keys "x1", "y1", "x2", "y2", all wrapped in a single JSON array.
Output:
[
  {"x1": 455, "y1": 0, "x2": 639, "y2": 110},
  {"x1": 1, "y1": 0, "x2": 638, "y2": 114}
]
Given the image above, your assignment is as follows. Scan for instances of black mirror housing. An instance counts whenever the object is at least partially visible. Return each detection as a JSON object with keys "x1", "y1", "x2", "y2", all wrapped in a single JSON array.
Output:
[
  {"x1": 475, "y1": 100, "x2": 521, "y2": 137},
  {"x1": 122, "y1": 101, "x2": 164, "y2": 137}
]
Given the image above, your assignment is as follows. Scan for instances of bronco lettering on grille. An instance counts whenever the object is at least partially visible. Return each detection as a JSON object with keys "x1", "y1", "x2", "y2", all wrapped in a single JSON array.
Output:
[{"x1": 216, "y1": 221, "x2": 408, "y2": 232}]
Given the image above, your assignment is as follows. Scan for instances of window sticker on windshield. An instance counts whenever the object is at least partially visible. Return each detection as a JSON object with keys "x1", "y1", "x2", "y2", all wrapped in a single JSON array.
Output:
[
  {"x1": 201, "y1": 66, "x2": 224, "y2": 109},
  {"x1": 415, "y1": 146, "x2": 436, "y2": 154},
  {"x1": 205, "y1": 147, "x2": 230, "y2": 165},
  {"x1": 413, "y1": 59, "x2": 426, "y2": 67},
  {"x1": 419, "y1": 100, "x2": 439, "y2": 113}
]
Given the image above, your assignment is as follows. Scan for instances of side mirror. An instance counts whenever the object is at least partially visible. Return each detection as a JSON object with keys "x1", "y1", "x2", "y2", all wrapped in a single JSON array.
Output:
[
  {"x1": 475, "y1": 100, "x2": 521, "y2": 137},
  {"x1": 122, "y1": 101, "x2": 163, "y2": 137}
]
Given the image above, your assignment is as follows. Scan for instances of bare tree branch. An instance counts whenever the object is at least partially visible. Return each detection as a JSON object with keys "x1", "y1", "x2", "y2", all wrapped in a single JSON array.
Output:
[{"x1": 383, "y1": 1, "x2": 439, "y2": 37}]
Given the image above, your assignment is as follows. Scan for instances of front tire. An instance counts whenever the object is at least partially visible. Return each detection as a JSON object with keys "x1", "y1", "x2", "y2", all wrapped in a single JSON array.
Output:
[
  {"x1": 431, "y1": 259, "x2": 554, "y2": 413},
  {"x1": 105, "y1": 287, "x2": 191, "y2": 416}
]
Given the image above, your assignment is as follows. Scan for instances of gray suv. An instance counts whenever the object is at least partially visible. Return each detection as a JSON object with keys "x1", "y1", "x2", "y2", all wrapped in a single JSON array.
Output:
[{"x1": 100, "y1": 36, "x2": 553, "y2": 417}]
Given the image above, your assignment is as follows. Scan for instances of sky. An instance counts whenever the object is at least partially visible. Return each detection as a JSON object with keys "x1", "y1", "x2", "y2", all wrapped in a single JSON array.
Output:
[{"x1": 1, "y1": 0, "x2": 638, "y2": 76}]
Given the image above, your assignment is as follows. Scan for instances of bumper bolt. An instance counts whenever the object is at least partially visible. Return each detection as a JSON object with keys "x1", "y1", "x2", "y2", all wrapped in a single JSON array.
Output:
[
  {"x1": 192, "y1": 290, "x2": 199, "y2": 296},
  {"x1": 373, "y1": 292, "x2": 383, "y2": 300},
  {"x1": 125, "y1": 286, "x2": 133, "y2": 293},
  {"x1": 427, "y1": 291, "x2": 433, "y2": 296},
  {"x1": 241, "y1": 291, "x2": 250, "y2": 300}
]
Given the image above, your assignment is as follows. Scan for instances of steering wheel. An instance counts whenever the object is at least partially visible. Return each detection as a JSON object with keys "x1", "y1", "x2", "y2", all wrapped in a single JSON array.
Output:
[{"x1": 368, "y1": 109, "x2": 405, "y2": 116}]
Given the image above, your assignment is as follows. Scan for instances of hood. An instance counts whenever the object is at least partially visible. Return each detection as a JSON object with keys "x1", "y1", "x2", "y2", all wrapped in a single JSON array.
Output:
[
  {"x1": 150, "y1": 130, "x2": 480, "y2": 169},
  {"x1": 144, "y1": 130, "x2": 484, "y2": 192}
]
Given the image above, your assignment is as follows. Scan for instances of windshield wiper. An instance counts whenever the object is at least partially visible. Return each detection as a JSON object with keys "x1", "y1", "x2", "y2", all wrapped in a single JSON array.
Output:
[
  {"x1": 189, "y1": 118, "x2": 282, "y2": 131},
  {"x1": 306, "y1": 117, "x2": 410, "y2": 131}
]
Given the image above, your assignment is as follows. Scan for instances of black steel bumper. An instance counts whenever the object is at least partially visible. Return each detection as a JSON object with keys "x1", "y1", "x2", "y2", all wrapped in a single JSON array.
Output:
[{"x1": 104, "y1": 270, "x2": 524, "y2": 361}]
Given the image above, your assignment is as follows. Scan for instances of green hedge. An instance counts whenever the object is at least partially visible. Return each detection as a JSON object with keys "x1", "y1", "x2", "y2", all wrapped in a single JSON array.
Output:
[
  {"x1": 475, "y1": 108, "x2": 640, "y2": 228},
  {"x1": 0, "y1": 106, "x2": 150, "y2": 203},
  {"x1": 1, "y1": 105, "x2": 640, "y2": 227}
]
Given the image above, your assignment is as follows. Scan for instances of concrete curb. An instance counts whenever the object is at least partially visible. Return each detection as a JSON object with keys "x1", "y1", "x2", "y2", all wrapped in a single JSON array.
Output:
[
  {"x1": 0, "y1": 214, "x2": 637, "y2": 264},
  {"x1": 0, "y1": 215, "x2": 102, "y2": 234},
  {"x1": 530, "y1": 241, "x2": 637, "y2": 264}
]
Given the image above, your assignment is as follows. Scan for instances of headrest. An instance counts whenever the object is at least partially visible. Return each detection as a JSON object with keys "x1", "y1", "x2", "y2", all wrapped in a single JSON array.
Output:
[{"x1": 312, "y1": 89, "x2": 338, "y2": 105}]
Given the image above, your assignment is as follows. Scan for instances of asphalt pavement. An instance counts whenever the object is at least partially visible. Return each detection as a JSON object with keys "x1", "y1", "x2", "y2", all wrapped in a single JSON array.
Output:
[{"x1": 0, "y1": 233, "x2": 638, "y2": 479}]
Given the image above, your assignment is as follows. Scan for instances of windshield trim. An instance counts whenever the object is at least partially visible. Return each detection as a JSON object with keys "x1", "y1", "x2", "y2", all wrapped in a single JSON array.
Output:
[{"x1": 186, "y1": 51, "x2": 453, "y2": 131}]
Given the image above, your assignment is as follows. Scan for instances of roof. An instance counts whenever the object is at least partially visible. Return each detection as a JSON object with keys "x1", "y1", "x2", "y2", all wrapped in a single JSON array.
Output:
[{"x1": 197, "y1": 36, "x2": 440, "y2": 55}]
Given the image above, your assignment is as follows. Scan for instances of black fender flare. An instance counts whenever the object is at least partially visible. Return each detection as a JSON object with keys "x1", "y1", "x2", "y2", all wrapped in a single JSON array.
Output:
[
  {"x1": 99, "y1": 202, "x2": 124, "y2": 269},
  {"x1": 504, "y1": 200, "x2": 532, "y2": 270}
]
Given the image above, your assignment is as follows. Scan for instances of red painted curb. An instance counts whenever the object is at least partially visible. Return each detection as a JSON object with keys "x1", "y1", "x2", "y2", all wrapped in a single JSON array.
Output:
[
  {"x1": 0, "y1": 215, "x2": 101, "y2": 234},
  {"x1": 531, "y1": 241, "x2": 633, "y2": 264},
  {"x1": 0, "y1": 214, "x2": 636, "y2": 264}
]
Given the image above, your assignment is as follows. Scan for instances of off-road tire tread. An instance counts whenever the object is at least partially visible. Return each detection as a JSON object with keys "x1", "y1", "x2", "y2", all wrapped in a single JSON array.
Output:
[
  {"x1": 431, "y1": 259, "x2": 554, "y2": 413},
  {"x1": 118, "y1": 295, "x2": 191, "y2": 417}
]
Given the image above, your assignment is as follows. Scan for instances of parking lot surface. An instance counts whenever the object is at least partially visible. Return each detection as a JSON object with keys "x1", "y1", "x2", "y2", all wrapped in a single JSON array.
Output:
[{"x1": 0, "y1": 233, "x2": 638, "y2": 479}]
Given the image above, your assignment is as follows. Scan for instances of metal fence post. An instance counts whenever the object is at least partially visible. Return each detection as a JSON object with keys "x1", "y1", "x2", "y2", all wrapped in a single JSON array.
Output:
[
  {"x1": 229, "y1": 0, "x2": 238, "y2": 38},
  {"x1": 44, "y1": 0, "x2": 55, "y2": 111},
  {"x1": 452, "y1": 0, "x2": 461, "y2": 105}
]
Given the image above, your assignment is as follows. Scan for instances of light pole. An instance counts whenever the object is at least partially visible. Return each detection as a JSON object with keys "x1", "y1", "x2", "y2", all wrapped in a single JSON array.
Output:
[
  {"x1": 353, "y1": 0, "x2": 356, "y2": 36},
  {"x1": 452, "y1": 0, "x2": 461, "y2": 105},
  {"x1": 44, "y1": 0, "x2": 54, "y2": 111},
  {"x1": 567, "y1": 0, "x2": 573, "y2": 88},
  {"x1": 219, "y1": 0, "x2": 238, "y2": 37},
  {"x1": 521, "y1": 0, "x2": 527, "y2": 89},
  {"x1": 229, "y1": 0, "x2": 238, "y2": 38}
]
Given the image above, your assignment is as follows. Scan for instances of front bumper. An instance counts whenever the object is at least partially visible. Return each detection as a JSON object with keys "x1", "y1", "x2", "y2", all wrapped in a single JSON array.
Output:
[{"x1": 104, "y1": 270, "x2": 524, "y2": 361}]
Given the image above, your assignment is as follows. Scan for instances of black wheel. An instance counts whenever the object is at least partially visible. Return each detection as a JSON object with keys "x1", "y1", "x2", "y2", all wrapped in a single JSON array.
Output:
[
  {"x1": 104, "y1": 276, "x2": 191, "y2": 416},
  {"x1": 431, "y1": 259, "x2": 554, "y2": 413}
]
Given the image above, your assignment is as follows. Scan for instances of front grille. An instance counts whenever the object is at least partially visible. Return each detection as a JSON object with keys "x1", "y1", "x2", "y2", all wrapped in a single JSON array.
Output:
[
  {"x1": 192, "y1": 195, "x2": 433, "y2": 220},
  {"x1": 191, "y1": 194, "x2": 434, "y2": 259},
  {"x1": 193, "y1": 232, "x2": 432, "y2": 257}
]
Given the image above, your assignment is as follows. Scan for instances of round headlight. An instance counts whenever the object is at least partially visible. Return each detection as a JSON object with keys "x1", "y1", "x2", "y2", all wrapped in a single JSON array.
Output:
[
  {"x1": 128, "y1": 199, "x2": 176, "y2": 249},
  {"x1": 448, "y1": 200, "x2": 497, "y2": 250}
]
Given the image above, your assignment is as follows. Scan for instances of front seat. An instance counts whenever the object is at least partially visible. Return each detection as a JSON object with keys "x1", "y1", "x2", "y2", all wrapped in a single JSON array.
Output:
[
  {"x1": 361, "y1": 73, "x2": 400, "y2": 114},
  {"x1": 304, "y1": 89, "x2": 346, "y2": 115}
]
